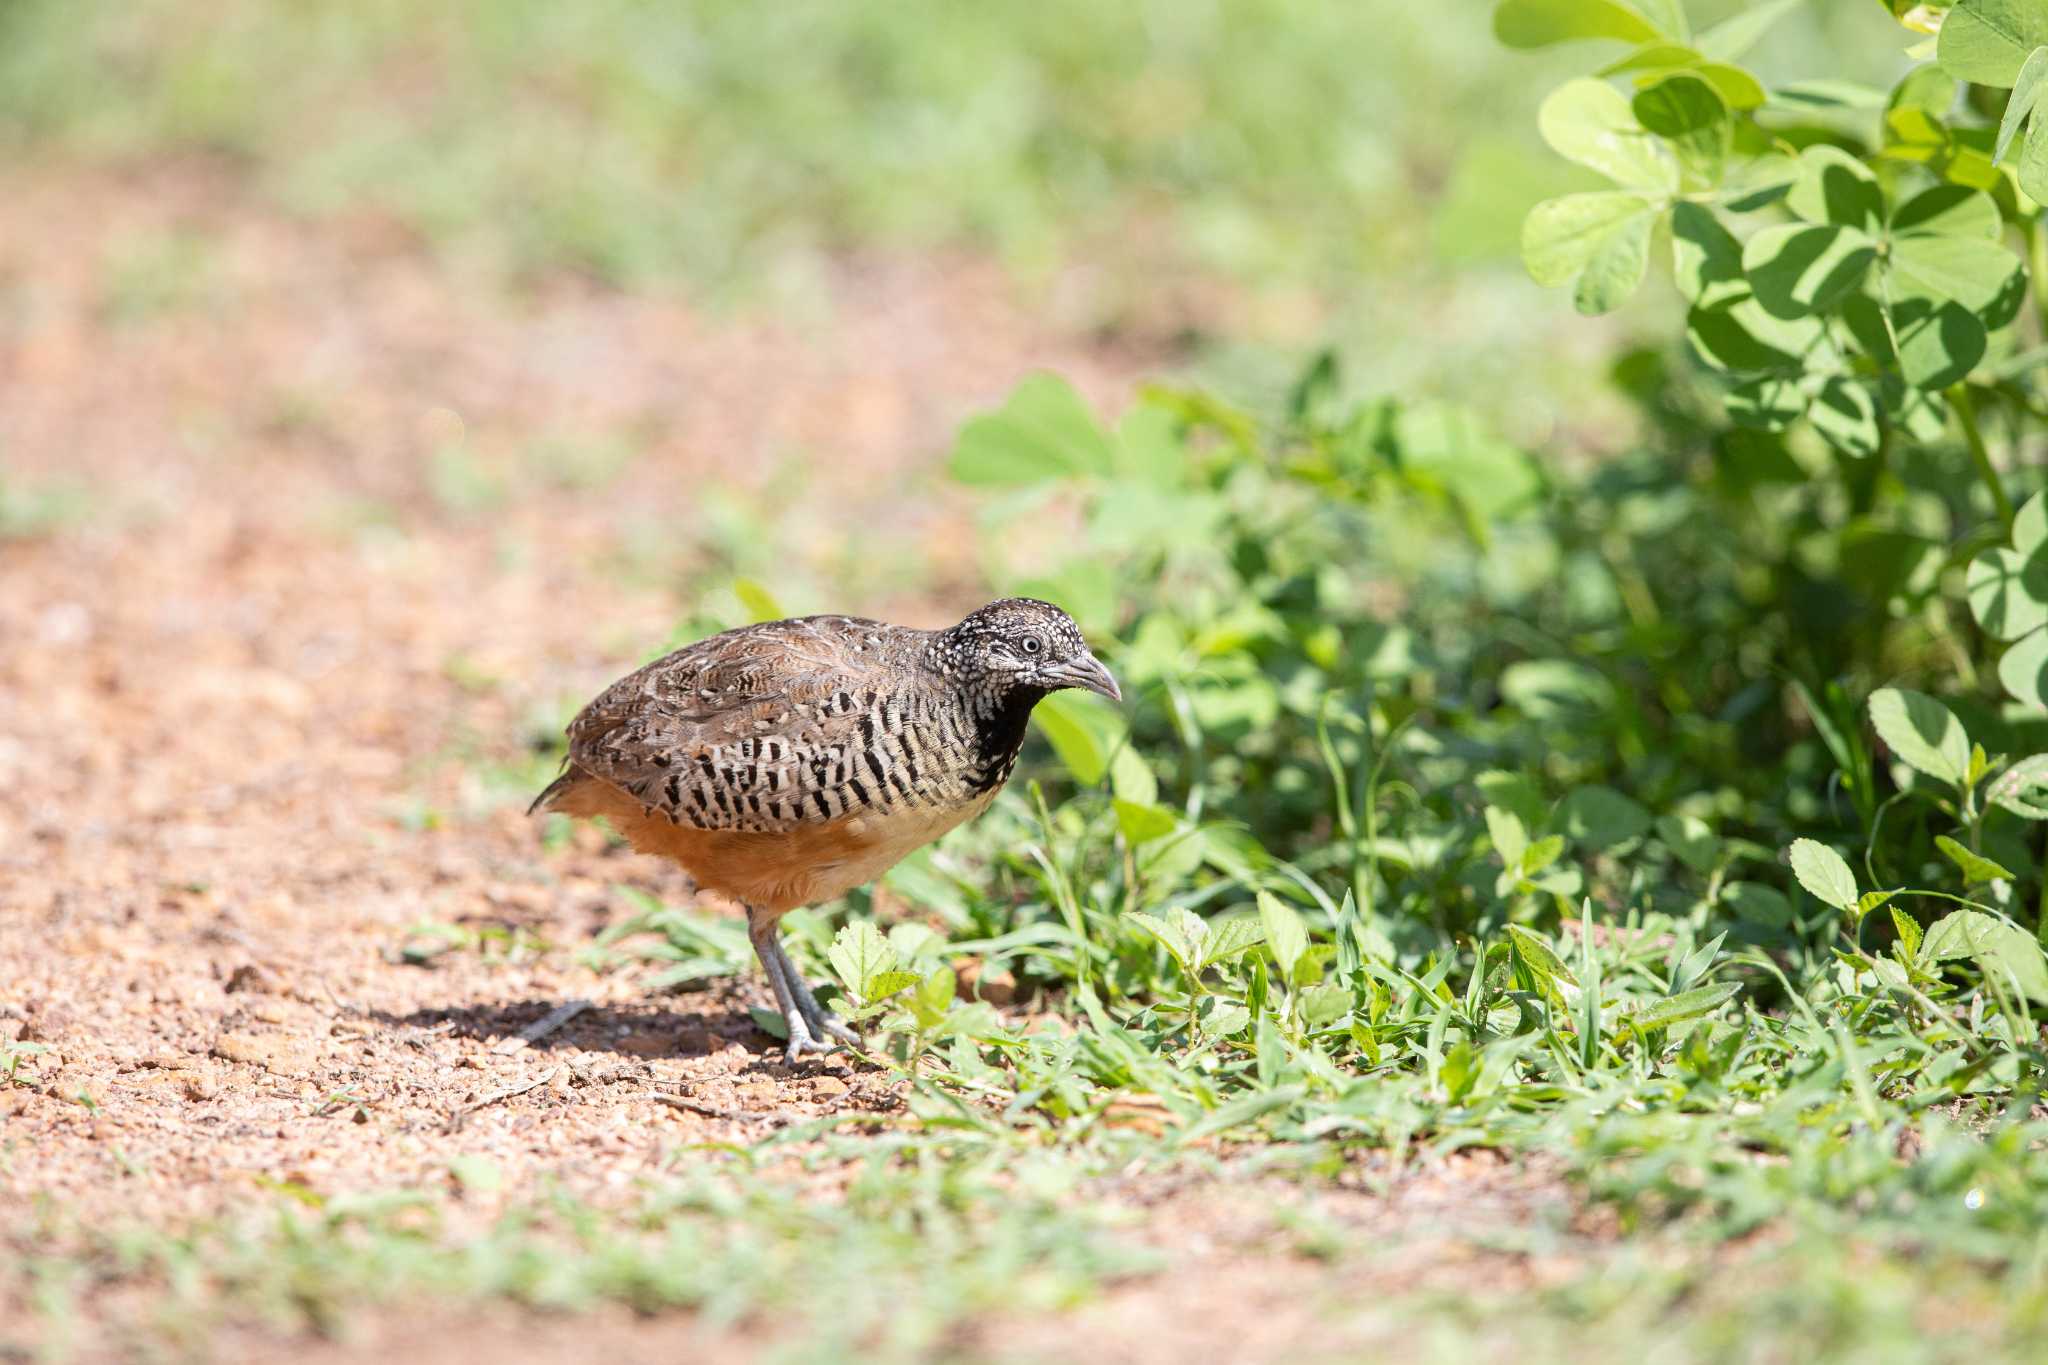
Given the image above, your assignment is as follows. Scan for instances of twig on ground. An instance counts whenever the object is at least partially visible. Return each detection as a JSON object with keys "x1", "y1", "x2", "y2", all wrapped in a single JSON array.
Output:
[
  {"x1": 446, "y1": 1066, "x2": 561, "y2": 1132},
  {"x1": 493, "y1": 998, "x2": 592, "y2": 1055},
  {"x1": 633, "y1": 1091, "x2": 780, "y2": 1125}
]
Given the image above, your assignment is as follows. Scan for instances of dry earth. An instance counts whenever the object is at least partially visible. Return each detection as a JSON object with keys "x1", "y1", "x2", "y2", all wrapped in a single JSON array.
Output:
[{"x1": 0, "y1": 161, "x2": 1580, "y2": 1362}]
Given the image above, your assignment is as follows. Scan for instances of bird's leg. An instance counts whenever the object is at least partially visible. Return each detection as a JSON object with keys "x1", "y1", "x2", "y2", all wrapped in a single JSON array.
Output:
[
  {"x1": 763, "y1": 931, "x2": 861, "y2": 1047},
  {"x1": 746, "y1": 908, "x2": 838, "y2": 1062}
]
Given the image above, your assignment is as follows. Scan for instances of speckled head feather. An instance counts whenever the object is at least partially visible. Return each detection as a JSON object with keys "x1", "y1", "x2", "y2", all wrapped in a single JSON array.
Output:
[{"x1": 925, "y1": 597, "x2": 1120, "y2": 710}]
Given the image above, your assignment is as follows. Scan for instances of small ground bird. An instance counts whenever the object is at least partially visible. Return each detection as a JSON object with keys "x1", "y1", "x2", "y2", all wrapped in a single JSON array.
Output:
[{"x1": 530, "y1": 598, "x2": 1120, "y2": 1060}]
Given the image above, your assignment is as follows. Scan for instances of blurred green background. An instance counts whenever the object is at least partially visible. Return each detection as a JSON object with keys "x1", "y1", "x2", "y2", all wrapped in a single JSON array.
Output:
[{"x1": 0, "y1": 0, "x2": 1906, "y2": 431}]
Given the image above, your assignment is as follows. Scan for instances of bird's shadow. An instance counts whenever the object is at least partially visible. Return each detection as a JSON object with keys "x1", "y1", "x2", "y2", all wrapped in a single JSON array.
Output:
[{"x1": 370, "y1": 995, "x2": 765, "y2": 1061}]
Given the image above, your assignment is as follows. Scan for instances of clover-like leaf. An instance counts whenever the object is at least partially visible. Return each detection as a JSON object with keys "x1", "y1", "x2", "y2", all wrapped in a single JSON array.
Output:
[
  {"x1": 1725, "y1": 374, "x2": 1806, "y2": 429},
  {"x1": 1995, "y1": 48, "x2": 2047, "y2": 164},
  {"x1": 1538, "y1": 79, "x2": 1678, "y2": 190},
  {"x1": 1632, "y1": 71, "x2": 1730, "y2": 180},
  {"x1": 1937, "y1": 1, "x2": 2048, "y2": 87},
  {"x1": 1523, "y1": 192, "x2": 1659, "y2": 315},
  {"x1": 1789, "y1": 837, "x2": 1859, "y2": 914},
  {"x1": 1671, "y1": 202, "x2": 1747, "y2": 307},
  {"x1": 1807, "y1": 377, "x2": 1880, "y2": 458},
  {"x1": 1967, "y1": 546, "x2": 2048, "y2": 640},
  {"x1": 1786, "y1": 145, "x2": 1884, "y2": 232},
  {"x1": 1868, "y1": 687, "x2": 1971, "y2": 787},
  {"x1": 1998, "y1": 626, "x2": 2048, "y2": 712},
  {"x1": 1742, "y1": 222, "x2": 1877, "y2": 318},
  {"x1": 1888, "y1": 231, "x2": 2027, "y2": 314},
  {"x1": 1686, "y1": 298, "x2": 1824, "y2": 373}
]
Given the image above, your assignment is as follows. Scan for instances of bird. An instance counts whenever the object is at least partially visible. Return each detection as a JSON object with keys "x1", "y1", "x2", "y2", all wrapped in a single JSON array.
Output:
[{"x1": 529, "y1": 597, "x2": 1120, "y2": 1062}]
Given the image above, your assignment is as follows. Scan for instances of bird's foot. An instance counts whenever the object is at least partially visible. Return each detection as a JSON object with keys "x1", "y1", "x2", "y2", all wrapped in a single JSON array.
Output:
[
  {"x1": 789, "y1": 978, "x2": 862, "y2": 1049},
  {"x1": 781, "y1": 1010, "x2": 844, "y2": 1064}
]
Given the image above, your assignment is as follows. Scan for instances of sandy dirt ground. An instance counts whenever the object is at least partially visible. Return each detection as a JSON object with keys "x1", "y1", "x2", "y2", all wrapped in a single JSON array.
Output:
[{"x1": 0, "y1": 162, "x2": 1578, "y2": 1361}]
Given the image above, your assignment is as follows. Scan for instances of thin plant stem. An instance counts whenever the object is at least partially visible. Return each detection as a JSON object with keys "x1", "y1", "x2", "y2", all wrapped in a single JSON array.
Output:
[{"x1": 1951, "y1": 382, "x2": 2013, "y2": 534}]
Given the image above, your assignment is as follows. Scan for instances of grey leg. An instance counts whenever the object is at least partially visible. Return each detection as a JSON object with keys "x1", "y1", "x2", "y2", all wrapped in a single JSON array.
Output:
[
  {"x1": 746, "y1": 908, "x2": 838, "y2": 1063},
  {"x1": 764, "y1": 932, "x2": 861, "y2": 1047}
]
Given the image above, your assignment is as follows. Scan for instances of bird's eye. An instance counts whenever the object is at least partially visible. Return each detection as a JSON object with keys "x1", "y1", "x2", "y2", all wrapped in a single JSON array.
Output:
[{"x1": 1021, "y1": 636, "x2": 1042, "y2": 655}]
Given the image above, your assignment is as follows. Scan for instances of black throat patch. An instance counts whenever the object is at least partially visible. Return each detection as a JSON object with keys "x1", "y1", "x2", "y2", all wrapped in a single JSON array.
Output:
[{"x1": 967, "y1": 687, "x2": 1044, "y2": 794}]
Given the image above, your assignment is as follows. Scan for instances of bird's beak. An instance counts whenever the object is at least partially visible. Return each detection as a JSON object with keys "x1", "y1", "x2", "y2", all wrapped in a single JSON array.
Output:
[{"x1": 1058, "y1": 652, "x2": 1122, "y2": 703}]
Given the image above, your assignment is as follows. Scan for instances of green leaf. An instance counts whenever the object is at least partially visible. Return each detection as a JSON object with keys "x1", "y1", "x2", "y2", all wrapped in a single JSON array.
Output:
[
  {"x1": 1697, "y1": 0, "x2": 1801, "y2": 61},
  {"x1": 1807, "y1": 378, "x2": 1880, "y2": 458},
  {"x1": 1670, "y1": 202, "x2": 1747, "y2": 307},
  {"x1": 1893, "y1": 184, "x2": 2004, "y2": 242},
  {"x1": 2017, "y1": 491, "x2": 2048, "y2": 559},
  {"x1": 1937, "y1": 1, "x2": 2048, "y2": 87},
  {"x1": 1485, "y1": 805, "x2": 1531, "y2": 869},
  {"x1": 749, "y1": 1005, "x2": 789, "y2": 1041},
  {"x1": 1686, "y1": 299, "x2": 1823, "y2": 373},
  {"x1": 1742, "y1": 223, "x2": 1877, "y2": 318},
  {"x1": 950, "y1": 372, "x2": 1114, "y2": 487},
  {"x1": 1298, "y1": 981, "x2": 1354, "y2": 1030},
  {"x1": 1558, "y1": 785, "x2": 1653, "y2": 848},
  {"x1": 1922, "y1": 910, "x2": 2048, "y2": 1002},
  {"x1": 1632, "y1": 72, "x2": 1730, "y2": 178},
  {"x1": 1888, "y1": 296, "x2": 1989, "y2": 390},
  {"x1": 1521, "y1": 834, "x2": 1567, "y2": 876},
  {"x1": 1108, "y1": 744, "x2": 1158, "y2": 806},
  {"x1": 1629, "y1": 982, "x2": 1742, "y2": 1030},
  {"x1": 1789, "y1": 838, "x2": 1859, "y2": 914},
  {"x1": 1786, "y1": 145, "x2": 1884, "y2": 232},
  {"x1": 1888, "y1": 232, "x2": 2026, "y2": 313},
  {"x1": 1998, "y1": 627, "x2": 2048, "y2": 711},
  {"x1": 1129, "y1": 910, "x2": 1192, "y2": 963},
  {"x1": 1199, "y1": 915, "x2": 1267, "y2": 970},
  {"x1": 1968, "y1": 547, "x2": 2048, "y2": 640},
  {"x1": 1726, "y1": 374, "x2": 1806, "y2": 429},
  {"x1": 1658, "y1": 813, "x2": 1722, "y2": 874},
  {"x1": 1936, "y1": 834, "x2": 2016, "y2": 884},
  {"x1": 1523, "y1": 192, "x2": 1659, "y2": 314},
  {"x1": 1537, "y1": 79, "x2": 1677, "y2": 189},
  {"x1": 1991, "y1": 753, "x2": 2048, "y2": 818},
  {"x1": 1868, "y1": 687, "x2": 1972, "y2": 786},
  {"x1": 1258, "y1": 891, "x2": 1311, "y2": 985},
  {"x1": 1032, "y1": 689, "x2": 1118, "y2": 785},
  {"x1": 446, "y1": 1155, "x2": 501, "y2": 1192},
  {"x1": 1495, "y1": 0, "x2": 1664, "y2": 50},
  {"x1": 2021, "y1": 110, "x2": 2048, "y2": 204},
  {"x1": 1506, "y1": 924, "x2": 1580, "y2": 987},
  {"x1": 1723, "y1": 881, "x2": 1794, "y2": 928},
  {"x1": 910, "y1": 967, "x2": 956, "y2": 1029},
  {"x1": 1114, "y1": 799, "x2": 1179, "y2": 846},
  {"x1": 1891, "y1": 906, "x2": 1924, "y2": 963},
  {"x1": 862, "y1": 970, "x2": 922, "y2": 1002},
  {"x1": 828, "y1": 921, "x2": 899, "y2": 999}
]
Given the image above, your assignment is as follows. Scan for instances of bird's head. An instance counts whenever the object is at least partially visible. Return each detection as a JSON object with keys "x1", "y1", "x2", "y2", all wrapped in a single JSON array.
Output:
[{"x1": 932, "y1": 598, "x2": 1121, "y2": 705}]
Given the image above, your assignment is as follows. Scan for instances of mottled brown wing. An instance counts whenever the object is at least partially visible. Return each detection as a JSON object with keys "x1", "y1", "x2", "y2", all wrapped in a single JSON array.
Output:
[{"x1": 559, "y1": 616, "x2": 913, "y2": 833}]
